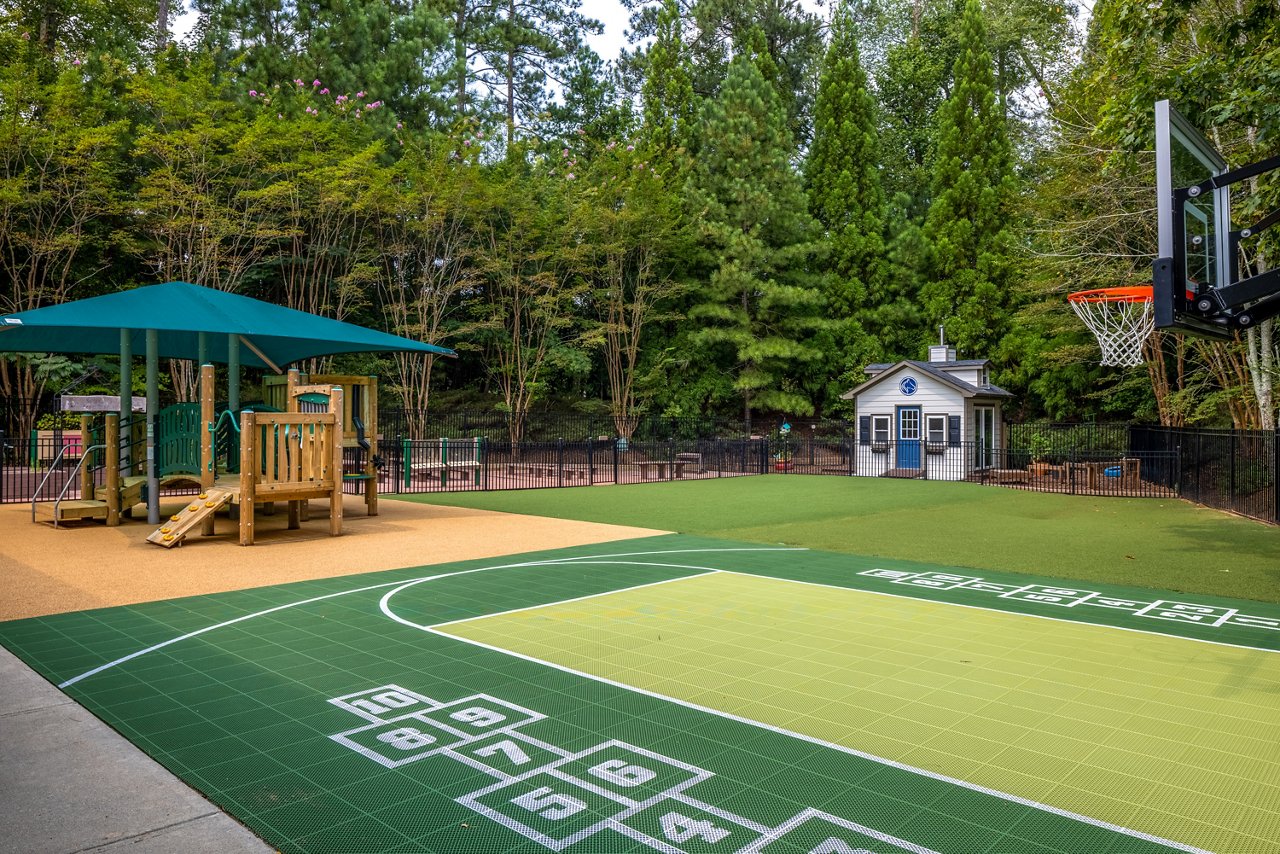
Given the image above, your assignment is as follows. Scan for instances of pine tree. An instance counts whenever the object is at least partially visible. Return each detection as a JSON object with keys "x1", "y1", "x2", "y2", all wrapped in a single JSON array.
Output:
[
  {"x1": 803, "y1": 2, "x2": 885, "y2": 402},
  {"x1": 687, "y1": 40, "x2": 826, "y2": 425},
  {"x1": 639, "y1": 0, "x2": 697, "y2": 158},
  {"x1": 921, "y1": 0, "x2": 1017, "y2": 359}
]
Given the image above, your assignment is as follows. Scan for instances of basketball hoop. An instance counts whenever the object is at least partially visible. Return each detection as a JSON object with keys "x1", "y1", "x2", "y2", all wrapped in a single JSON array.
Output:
[{"x1": 1068, "y1": 285, "x2": 1153, "y2": 367}]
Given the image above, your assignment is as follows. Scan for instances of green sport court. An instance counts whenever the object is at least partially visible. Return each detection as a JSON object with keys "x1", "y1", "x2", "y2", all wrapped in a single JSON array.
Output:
[{"x1": 2, "y1": 533, "x2": 1278, "y2": 854}]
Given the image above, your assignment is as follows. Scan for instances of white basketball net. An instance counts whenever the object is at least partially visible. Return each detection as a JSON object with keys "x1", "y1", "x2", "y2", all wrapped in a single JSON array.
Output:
[{"x1": 1069, "y1": 295, "x2": 1153, "y2": 367}]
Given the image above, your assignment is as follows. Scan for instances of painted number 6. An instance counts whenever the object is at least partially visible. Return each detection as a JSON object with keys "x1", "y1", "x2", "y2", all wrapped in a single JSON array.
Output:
[{"x1": 588, "y1": 758, "x2": 656, "y2": 787}]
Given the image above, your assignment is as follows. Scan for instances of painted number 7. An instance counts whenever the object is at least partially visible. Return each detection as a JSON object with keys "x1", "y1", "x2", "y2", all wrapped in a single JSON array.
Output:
[
  {"x1": 511, "y1": 786, "x2": 588, "y2": 820},
  {"x1": 474, "y1": 739, "x2": 532, "y2": 765}
]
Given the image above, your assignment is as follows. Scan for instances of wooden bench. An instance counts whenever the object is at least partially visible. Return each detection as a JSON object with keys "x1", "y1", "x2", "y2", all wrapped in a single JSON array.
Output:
[
  {"x1": 636, "y1": 460, "x2": 687, "y2": 480},
  {"x1": 414, "y1": 462, "x2": 482, "y2": 480},
  {"x1": 507, "y1": 463, "x2": 556, "y2": 478},
  {"x1": 674, "y1": 452, "x2": 703, "y2": 473}
]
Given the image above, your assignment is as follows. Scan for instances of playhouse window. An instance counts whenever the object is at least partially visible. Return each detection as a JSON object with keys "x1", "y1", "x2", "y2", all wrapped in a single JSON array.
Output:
[
  {"x1": 872, "y1": 415, "x2": 890, "y2": 449},
  {"x1": 926, "y1": 415, "x2": 947, "y2": 448}
]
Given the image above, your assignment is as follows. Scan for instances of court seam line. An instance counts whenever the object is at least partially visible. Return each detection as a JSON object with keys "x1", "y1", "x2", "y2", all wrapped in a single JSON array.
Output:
[
  {"x1": 425, "y1": 624, "x2": 1212, "y2": 854},
  {"x1": 56, "y1": 546, "x2": 800, "y2": 688},
  {"x1": 714, "y1": 568, "x2": 1280, "y2": 654}
]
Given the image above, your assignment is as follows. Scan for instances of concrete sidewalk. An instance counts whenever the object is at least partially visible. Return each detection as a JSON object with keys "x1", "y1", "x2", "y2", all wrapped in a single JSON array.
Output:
[{"x1": 0, "y1": 646, "x2": 272, "y2": 853}]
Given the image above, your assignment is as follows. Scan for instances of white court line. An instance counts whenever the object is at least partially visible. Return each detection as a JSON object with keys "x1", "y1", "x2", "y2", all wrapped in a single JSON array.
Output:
[
  {"x1": 715, "y1": 568, "x2": 1280, "y2": 654},
  {"x1": 389, "y1": 566, "x2": 724, "y2": 632},
  {"x1": 56, "y1": 546, "x2": 799, "y2": 688},
  {"x1": 426, "y1": 618, "x2": 1211, "y2": 854}
]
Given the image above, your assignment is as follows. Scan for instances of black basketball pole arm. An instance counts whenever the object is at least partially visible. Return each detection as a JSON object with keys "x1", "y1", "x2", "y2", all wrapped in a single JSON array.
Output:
[{"x1": 1156, "y1": 151, "x2": 1280, "y2": 331}]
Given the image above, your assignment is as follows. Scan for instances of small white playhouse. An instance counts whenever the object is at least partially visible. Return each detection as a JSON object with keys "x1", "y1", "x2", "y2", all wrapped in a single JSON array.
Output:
[{"x1": 841, "y1": 337, "x2": 1011, "y2": 480}]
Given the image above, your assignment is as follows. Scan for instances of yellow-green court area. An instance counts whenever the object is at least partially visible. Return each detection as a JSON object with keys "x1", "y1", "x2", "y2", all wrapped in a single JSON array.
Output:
[
  {"x1": 3, "y1": 534, "x2": 1278, "y2": 854},
  {"x1": 440, "y1": 570, "x2": 1280, "y2": 853}
]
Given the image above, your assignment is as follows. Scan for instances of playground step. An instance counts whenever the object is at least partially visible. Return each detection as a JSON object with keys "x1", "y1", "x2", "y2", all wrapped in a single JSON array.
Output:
[
  {"x1": 146, "y1": 488, "x2": 236, "y2": 548},
  {"x1": 35, "y1": 499, "x2": 109, "y2": 524}
]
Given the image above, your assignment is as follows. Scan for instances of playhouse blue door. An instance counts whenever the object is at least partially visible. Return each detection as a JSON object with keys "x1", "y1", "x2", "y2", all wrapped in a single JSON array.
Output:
[{"x1": 897, "y1": 407, "x2": 921, "y2": 469}]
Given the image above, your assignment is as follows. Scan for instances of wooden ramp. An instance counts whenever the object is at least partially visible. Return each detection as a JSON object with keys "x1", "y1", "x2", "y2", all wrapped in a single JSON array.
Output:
[{"x1": 146, "y1": 487, "x2": 235, "y2": 548}]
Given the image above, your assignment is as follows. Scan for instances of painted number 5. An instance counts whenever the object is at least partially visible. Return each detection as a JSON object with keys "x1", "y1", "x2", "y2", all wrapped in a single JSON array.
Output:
[
  {"x1": 511, "y1": 786, "x2": 587, "y2": 820},
  {"x1": 588, "y1": 758, "x2": 656, "y2": 787}
]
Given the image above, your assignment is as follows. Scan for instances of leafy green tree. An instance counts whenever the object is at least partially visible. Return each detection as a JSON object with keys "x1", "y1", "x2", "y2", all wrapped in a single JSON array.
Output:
[
  {"x1": 0, "y1": 49, "x2": 126, "y2": 437},
  {"x1": 804, "y1": 3, "x2": 886, "y2": 404},
  {"x1": 687, "y1": 42, "x2": 826, "y2": 426},
  {"x1": 921, "y1": 0, "x2": 1018, "y2": 360},
  {"x1": 129, "y1": 57, "x2": 274, "y2": 399}
]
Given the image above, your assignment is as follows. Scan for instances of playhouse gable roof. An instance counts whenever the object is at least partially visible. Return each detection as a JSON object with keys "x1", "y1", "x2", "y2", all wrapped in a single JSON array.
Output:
[{"x1": 840, "y1": 360, "x2": 1013, "y2": 401}]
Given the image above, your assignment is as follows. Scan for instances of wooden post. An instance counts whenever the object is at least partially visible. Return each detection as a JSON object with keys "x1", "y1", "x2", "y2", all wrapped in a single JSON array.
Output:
[
  {"x1": 105, "y1": 414, "x2": 120, "y2": 526},
  {"x1": 329, "y1": 386, "x2": 344, "y2": 537},
  {"x1": 286, "y1": 368, "x2": 300, "y2": 413},
  {"x1": 366, "y1": 375, "x2": 378, "y2": 516},
  {"x1": 79, "y1": 415, "x2": 93, "y2": 501},
  {"x1": 200, "y1": 364, "x2": 216, "y2": 536},
  {"x1": 239, "y1": 411, "x2": 255, "y2": 546}
]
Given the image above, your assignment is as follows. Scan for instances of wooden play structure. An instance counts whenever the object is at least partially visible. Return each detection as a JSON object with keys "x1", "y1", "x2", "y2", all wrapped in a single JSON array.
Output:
[
  {"x1": 146, "y1": 364, "x2": 350, "y2": 547},
  {"x1": 35, "y1": 364, "x2": 366, "y2": 547},
  {"x1": 263, "y1": 370, "x2": 380, "y2": 515}
]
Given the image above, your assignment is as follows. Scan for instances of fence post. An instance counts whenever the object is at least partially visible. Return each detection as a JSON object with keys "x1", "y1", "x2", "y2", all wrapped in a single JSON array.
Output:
[
  {"x1": 402, "y1": 437, "x2": 411, "y2": 491},
  {"x1": 613, "y1": 438, "x2": 619, "y2": 483},
  {"x1": 557, "y1": 438, "x2": 564, "y2": 486},
  {"x1": 1229, "y1": 431, "x2": 1236, "y2": 508},
  {"x1": 587, "y1": 435, "x2": 594, "y2": 485},
  {"x1": 1274, "y1": 431, "x2": 1279, "y2": 524},
  {"x1": 669, "y1": 436, "x2": 676, "y2": 480}
]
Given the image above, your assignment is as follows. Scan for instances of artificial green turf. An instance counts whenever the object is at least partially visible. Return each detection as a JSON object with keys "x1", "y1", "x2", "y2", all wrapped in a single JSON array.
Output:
[{"x1": 398, "y1": 475, "x2": 1280, "y2": 603}]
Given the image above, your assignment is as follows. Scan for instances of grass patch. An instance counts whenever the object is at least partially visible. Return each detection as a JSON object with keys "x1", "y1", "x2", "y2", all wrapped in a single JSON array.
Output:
[{"x1": 399, "y1": 475, "x2": 1280, "y2": 603}]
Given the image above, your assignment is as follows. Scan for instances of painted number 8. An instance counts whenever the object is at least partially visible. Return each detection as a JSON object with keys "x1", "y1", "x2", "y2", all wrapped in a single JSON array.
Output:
[
  {"x1": 375, "y1": 727, "x2": 436, "y2": 750},
  {"x1": 588, "y1": 758, "x2": 656, "y2": 787}
]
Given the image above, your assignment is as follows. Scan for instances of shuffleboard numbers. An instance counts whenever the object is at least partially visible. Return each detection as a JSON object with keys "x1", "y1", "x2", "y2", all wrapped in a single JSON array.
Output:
[
  {"x1": 327, "y1": 684, "x2": 940, "y2": 854},
  {"x1": 858, "y1": 569, "x2": 1280, "y2": 634}
]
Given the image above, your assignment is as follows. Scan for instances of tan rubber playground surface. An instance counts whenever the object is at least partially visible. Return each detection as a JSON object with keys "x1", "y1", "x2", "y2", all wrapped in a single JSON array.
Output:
[{"x1": 0, "y1": 496, "x2": 666, "y2": 621}]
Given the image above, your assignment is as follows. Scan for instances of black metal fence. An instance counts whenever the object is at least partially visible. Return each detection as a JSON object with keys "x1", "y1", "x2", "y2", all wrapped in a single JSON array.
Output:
[{"x1": 6, "y1": 404, "x2": 1278, "y2": 525}]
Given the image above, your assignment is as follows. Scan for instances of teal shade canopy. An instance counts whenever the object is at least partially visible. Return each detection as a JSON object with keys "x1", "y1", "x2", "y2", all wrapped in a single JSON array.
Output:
[{"x1": 0, "y1": 281, "x2": 455, "y2": 369}]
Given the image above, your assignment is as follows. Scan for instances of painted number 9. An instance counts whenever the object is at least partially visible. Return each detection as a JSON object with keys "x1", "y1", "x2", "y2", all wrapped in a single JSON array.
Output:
[
  {"x1": 511, "y1": 786, "x2": 587, "y2": 820},
  {"x1": 375, "y1": 727, "x2": 436, "y2": 750},
  {"x1": 450, "y1": 706, "x2": 506, "y2": 728},
  {"x1": 588, "y1": 758, "x2": 656, "y2": 787}
]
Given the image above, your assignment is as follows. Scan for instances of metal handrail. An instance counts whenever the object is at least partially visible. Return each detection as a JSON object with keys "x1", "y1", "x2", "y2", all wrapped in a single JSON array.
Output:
[{"x1": 32, "y1": 442, "x2": 106, "y2": 527}]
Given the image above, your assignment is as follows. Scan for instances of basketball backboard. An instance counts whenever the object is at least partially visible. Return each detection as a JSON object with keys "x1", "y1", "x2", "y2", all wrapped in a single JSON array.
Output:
[{"x1": 1153, "y1": 100, "x2": 1280, "y2": 337}]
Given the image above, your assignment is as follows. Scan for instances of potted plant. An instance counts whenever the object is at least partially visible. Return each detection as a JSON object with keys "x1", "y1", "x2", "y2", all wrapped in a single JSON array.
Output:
[
  {"x1": 773, "y1": 450, "x2": 792, "y2": 471},
  {"x1": 1027, "y1": 432, "x2": 1053, "y2": 476}
]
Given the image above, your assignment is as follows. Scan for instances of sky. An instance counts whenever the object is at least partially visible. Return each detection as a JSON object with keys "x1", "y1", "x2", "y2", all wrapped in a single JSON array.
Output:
[{"x1": 174, "y1": 1, "x2": 641, "y2": 59}]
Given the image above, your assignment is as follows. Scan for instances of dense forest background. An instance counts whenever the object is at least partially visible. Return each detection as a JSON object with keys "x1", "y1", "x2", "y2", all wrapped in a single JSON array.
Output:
[{"x1": 2, "y1": 0, "x2": 1278, "y2": 437}]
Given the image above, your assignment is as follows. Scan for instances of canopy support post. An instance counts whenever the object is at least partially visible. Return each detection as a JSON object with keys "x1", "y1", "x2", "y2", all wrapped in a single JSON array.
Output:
[
  {"x1": 119, "y1": 330, "x2": 132, "y2": 473},
  {"x1": 146, "y1": 329, "x2": 160, "y2": 525},
  {"x1": 227, "y1": 333, "x2": 240, "y2": 411}
]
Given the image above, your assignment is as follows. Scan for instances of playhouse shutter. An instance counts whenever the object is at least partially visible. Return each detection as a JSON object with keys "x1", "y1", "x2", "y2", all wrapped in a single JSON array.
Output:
[
  {"x1": 948, "y1": 415, "x2": 961, "y2": 447},
  {"x1": 858, "y1": 416, "x2": 871, "y2": 445}
]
